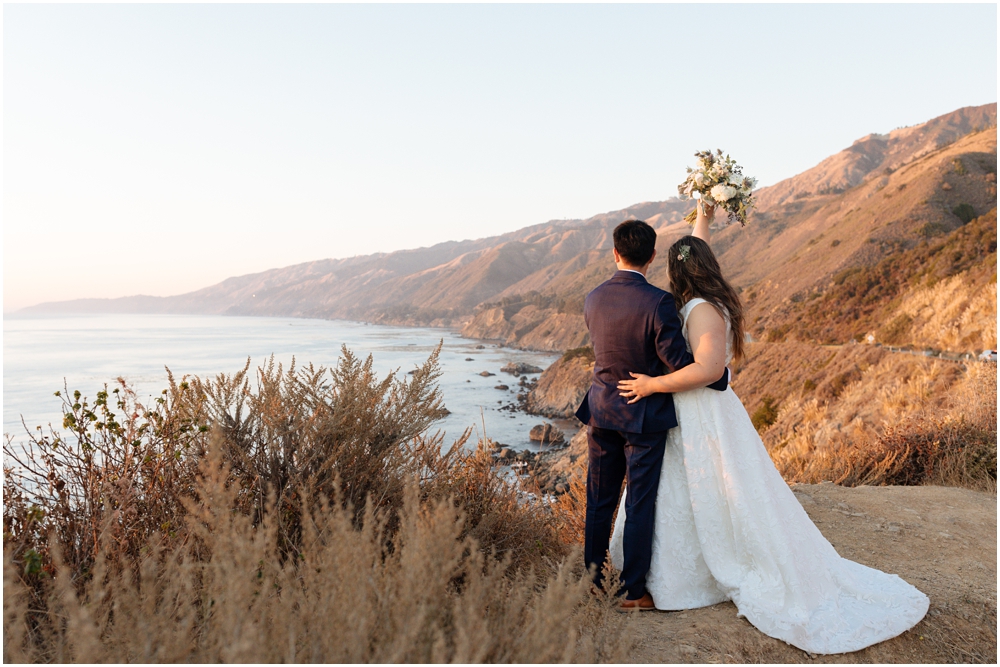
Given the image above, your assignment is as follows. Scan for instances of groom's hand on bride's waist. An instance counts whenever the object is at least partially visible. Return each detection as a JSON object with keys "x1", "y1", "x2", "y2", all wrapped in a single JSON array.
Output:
[{"x1": 617, "y1": 367, "x2": 728, "y2": 403}]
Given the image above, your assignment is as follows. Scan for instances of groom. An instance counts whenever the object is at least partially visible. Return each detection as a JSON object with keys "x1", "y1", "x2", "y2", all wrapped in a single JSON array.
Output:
[{"x1": 576, "y1": 219, "x2": 728, "y2": 610}]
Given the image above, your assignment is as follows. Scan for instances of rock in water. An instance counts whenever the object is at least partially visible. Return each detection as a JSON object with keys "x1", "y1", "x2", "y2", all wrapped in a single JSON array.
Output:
[
  {"x1": 479, "y1": 371, "x2": 496, "y2": 377},
  {"x1": 494, "y1": 384, "x2": 510, "y2": 391},
  {"x1": 501, "y1": 362, "x2": 544, "y2": 376},
  {"x1": 529, "y1": 423, "x2": 565, "y2": 444}
]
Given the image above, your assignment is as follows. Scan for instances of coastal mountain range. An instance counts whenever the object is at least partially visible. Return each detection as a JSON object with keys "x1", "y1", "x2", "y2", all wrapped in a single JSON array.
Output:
[{"x1": 23, "y1": 103, "x2": 997, "y2": 354}]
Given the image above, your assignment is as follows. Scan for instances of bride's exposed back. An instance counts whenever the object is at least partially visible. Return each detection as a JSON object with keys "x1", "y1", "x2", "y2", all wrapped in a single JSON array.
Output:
[{"x1": 611, "y1": 202, "x2": 929, "y2": 655}]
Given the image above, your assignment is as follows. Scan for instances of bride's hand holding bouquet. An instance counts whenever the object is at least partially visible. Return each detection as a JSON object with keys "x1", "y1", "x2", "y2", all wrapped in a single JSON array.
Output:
[{"x1": 678, "y1": 149, "x2": 757, "y2": 227}]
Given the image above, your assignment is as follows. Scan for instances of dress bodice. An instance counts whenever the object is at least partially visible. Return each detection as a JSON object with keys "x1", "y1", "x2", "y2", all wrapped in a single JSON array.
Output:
[{"x1": 679, "y1": 297, "x2": 733, "y2": 365}]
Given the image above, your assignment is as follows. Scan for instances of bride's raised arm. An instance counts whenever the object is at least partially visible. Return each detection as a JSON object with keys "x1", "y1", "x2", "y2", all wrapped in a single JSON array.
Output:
[{"x1": 693, "y1": 199, "x2": 714, "y2": 243}]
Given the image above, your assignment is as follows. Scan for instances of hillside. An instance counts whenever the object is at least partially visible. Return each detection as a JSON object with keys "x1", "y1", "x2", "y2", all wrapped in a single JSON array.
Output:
[
  {"x1": 729, "y1": 130, "x2": 997, "y2": 348},
  {"x1": 465, "y1": 114, "x2": 998, "y2": 353},
  {"x1": 20, "y1": 200, "x2": 694, "y2": 327},
  {"x1": 22, "y1": 104, "x2": 997, "y2": 359}
]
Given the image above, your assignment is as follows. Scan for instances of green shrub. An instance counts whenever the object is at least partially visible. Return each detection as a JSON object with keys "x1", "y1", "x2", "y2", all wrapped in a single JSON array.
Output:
[
  {"x1": 765, "y1": 324, "x2": 792, "y2": 343},
  {"x1": 953, "y1": 203, "x2": 977, "y2": 224},
  {"x1": 556, "y1": 295, "x2": 586, "y2": 315},
  {"x1": 751, "y1": 396, "x2": 779, "y2": 432},
  {"x1": 561, "y1": 346, "x2": 595, "y2": 364},
  {"x1": 918, "y1": 221, "x2": 949, "y2": 238}
]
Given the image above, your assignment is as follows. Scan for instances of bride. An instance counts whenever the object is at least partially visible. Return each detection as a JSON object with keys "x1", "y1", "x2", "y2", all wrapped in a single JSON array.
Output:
[{"x1": 610, "y1": 201, "x2": 929, "y2": 654}]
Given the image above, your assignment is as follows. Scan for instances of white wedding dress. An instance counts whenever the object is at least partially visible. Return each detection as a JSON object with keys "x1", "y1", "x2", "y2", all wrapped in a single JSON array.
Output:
[{"x1": 610, "y1": 298, "x2": 929, "y2": 654}]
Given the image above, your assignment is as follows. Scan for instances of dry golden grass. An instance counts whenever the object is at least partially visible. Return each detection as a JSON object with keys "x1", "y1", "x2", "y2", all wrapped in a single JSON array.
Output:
[
  {"x1": 895, "y1": 274, "x2": 997, "y2": 353},
  {"x1": 3, "y1": 436, "x2": 633, "y2": 663},
  {"x1": 728, "y1": 334, "x2": 995, "y2": 492},
  {"x1": 848, "y1": 205, "x2": 998, "y2": 355},
  {"x1": 769, "y1": 361, "x2": 997, "y2": 491},
  {"x1": 758, "y1": 348, "x2": 963, "y2": 452},
  {"x1": 4, "y1": 346, "x2": 634, "y2": 663},
  {"x1": 551, "y1": 456, "x2": 588, "y2": 546}
]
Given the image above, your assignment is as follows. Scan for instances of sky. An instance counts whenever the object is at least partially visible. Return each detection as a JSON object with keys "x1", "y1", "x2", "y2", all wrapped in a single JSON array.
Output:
[{"x1": 3, "y1": 3, "x2": 997, "y2": 312}]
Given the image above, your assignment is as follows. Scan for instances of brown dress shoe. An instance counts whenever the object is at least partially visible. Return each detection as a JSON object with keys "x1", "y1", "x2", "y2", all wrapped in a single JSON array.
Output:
[{"x1": 619, "y1": 592, "x2": 656, "y2": 611}]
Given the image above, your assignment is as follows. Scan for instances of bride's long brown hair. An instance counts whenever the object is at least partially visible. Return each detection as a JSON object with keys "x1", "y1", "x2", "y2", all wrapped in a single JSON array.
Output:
[{"x1": 667, "y1": 235, "x2": 746, "y2": 362}]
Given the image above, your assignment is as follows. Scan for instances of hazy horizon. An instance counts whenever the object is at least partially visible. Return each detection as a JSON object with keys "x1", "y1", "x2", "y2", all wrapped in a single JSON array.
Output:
[{"x1": 4, "y1": 3, "x2": 997, "y2": 312}]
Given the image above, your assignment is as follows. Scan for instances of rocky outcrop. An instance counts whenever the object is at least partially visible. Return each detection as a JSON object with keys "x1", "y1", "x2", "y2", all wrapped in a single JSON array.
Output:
[
  {"x1": 516, "y1": 426, "x2": 587, "y2": 496},
  {"x1": 525, "y1": 347, "x2": 595, "y2": 418},
  {"x1": 528, "y1": 423, "x2": 565, "y2": 444},
  {"x1": 500, "y1": 362, "x2": 544, "y2": 376},
  {"x1": 461, "y1": 305, "x2": 589, "y2": 352}
]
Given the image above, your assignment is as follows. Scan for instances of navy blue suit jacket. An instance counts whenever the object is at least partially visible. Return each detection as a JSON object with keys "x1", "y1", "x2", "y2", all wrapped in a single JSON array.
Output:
[{"x1": 575, "y1": 270, "x2": 727, "y2": 433}]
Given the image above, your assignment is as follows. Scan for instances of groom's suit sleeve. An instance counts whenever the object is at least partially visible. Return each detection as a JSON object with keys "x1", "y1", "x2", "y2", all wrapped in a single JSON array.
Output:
[{"x1": 654, "y1": 294, "x2": 729, "y2": 392}]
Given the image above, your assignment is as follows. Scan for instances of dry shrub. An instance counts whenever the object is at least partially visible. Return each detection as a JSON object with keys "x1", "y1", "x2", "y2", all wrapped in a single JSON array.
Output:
[
  {"x1": 4, "y1": 346, "x2": 631, "y2": 662},
  {"x1": 3, "y1": 377, "x2": 206, "y2": 577},
  {"x1": 551, "y1": 456, "x2": 588, "y2": 546},
  {"x1": 4, "y1": 346, "x2": 561, "y2": 581},
  {"x1": 3, "y1": 436, "x2": 633, "y2": 663},
  {"x1": 771, "y1": 362, "x2": 997, "y2": 490},
  {"x1": 747, "y1": 342, "x2": 978, "y2": 474},
  {"x1": 431, "y1": 440, "x2": 566, "y2": 570}
]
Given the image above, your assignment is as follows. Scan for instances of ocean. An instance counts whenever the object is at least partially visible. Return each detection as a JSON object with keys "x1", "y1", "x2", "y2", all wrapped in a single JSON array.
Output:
[{"x1": 3, "y1": 314, "x2": 577, "y2": 451}]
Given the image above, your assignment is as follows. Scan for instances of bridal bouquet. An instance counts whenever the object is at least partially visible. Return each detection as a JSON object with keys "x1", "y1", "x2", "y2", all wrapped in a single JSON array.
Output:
[{"x1": 677, "y1": 150, "x2": 757, "y2": 226}]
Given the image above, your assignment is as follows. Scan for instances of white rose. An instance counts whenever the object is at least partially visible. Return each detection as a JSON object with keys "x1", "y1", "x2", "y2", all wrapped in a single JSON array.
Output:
[
  {"x1": 711, "y1": 184, "x2": 738, "y2": 202},
  {"x1": 693, "y1": 172, "x2": 706, "y2": 185},
  {"x1": 729, "y1": 173, "x2": 743, "y2": 185}
]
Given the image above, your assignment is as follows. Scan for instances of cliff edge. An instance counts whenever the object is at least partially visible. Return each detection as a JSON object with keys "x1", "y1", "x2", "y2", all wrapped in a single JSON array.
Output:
[{"x1": 624, "y1": 483, "x2": 996, "y2": 663}]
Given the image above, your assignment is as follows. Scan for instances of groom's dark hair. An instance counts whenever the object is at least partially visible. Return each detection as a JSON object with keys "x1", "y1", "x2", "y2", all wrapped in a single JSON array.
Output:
[{"x1": 613, "y1": 219, "x2": 657, "y2": 267}]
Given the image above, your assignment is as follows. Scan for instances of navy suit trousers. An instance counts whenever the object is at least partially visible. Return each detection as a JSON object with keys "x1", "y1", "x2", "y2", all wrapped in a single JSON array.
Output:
[{"x1": 584, "y1": 425, "x2": 667, "y2": 600}]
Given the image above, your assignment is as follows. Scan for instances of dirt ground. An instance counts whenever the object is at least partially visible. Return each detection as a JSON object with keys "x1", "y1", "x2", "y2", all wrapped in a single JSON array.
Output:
[{"x1": 623, "y1": 483, "x2": 997, "y2": 664}]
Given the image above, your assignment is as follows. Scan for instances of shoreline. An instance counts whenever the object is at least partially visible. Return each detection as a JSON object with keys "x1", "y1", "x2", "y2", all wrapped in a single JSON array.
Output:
[{"x1": 3, "y1": 313, "x2": 571, "y2": 453}]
